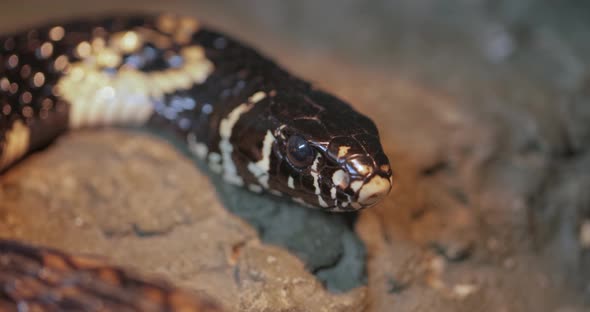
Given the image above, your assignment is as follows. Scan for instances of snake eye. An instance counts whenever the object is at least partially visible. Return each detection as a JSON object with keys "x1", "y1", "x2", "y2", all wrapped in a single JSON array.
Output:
[{"x1": 286, "y1": 135, "x2": 316, "y2": 168}]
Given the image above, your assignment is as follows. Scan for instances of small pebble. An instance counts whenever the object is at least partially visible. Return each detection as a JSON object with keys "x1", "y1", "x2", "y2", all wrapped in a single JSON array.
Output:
[
  {"x1": 453, "y1": 283, "x2": 478, "y2": 299},
  {"x1": 429, "y1": 256, "x2": 446, "y2": 275},
  {"x1": 74, "y1": 217, "x2": 85, "y2": 227}
]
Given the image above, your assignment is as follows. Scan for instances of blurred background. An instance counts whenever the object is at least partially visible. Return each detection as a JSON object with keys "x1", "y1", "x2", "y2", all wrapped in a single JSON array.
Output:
[{"x1": 1, "y1": 1, "x2": 589, "y2": 311}]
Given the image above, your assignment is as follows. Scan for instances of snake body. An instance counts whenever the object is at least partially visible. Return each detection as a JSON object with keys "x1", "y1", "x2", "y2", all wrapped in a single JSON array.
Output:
[{"x1": 0, "y1": 13, "x2": 392, "y2": 311}]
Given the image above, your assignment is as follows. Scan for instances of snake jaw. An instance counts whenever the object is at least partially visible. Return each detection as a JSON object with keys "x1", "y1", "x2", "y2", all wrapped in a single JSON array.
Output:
[{"x1": 355, "y1": 174, "x2": 392, "y2": 207}]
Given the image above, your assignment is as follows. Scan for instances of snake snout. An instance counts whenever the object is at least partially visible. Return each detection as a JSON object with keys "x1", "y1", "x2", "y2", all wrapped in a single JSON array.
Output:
[
  {"x1": 343, "y1": 154, "x2": 392, "y2": 208},
  {"x1": 356, "y1": 174, "x2": 391, "y2": 207}
]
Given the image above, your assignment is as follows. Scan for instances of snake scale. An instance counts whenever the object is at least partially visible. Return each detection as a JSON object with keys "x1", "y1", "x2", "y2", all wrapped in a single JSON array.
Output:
[{"x1": 0, "y1": 13, "x2": 392, "y2": 311}]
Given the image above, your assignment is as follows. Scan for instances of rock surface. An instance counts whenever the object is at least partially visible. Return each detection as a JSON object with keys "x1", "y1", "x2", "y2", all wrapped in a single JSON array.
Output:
[{"x1": 1, "y1": 1, "x2": 589, "y2": 311}]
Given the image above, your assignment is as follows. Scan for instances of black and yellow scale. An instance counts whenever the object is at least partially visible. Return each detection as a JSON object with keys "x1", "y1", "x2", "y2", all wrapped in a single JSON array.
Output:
[{"x1": 0, "y1": 13, "x2": 392, "y2": 311}]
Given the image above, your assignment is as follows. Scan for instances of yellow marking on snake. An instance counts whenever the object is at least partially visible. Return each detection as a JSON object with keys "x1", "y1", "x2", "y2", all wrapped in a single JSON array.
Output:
[{"x1": 337, "y1": 146, "x2": 351, "y2": 158}]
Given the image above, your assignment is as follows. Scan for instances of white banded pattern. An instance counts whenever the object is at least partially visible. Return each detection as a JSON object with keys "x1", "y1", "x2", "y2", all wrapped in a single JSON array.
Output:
[
  {"x1": 247, "y1": 130, "x2": 275, "y2": 189},
  {"x1": 218, "y1": 91, "x2": 267, "y2": 186},
  {"x1": 58, "y1": 30, "x2": 213, "y2": 129},
  {"x1": 349, "y1": 180, "x2": 364, "y2": 209},
  {"x1": 310, "y1": 154, "x2": 329, "y2": 208},
  {"x1": 330, "y1": 169, "x2": 352, "y2": 210},
  {"x1": 0, "y1": 121, "x2": 30, "y2": 170}
]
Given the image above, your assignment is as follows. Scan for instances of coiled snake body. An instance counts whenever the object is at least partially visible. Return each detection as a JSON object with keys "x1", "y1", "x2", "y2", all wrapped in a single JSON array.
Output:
[{"x1": 0, "y1": 14, "x2": 392, "y2": 311}]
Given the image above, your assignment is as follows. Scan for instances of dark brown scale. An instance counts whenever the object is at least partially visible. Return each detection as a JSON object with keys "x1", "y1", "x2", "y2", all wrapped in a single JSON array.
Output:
[{"x1": 0, "y1": 240, "x2": 224, "y2": 312}]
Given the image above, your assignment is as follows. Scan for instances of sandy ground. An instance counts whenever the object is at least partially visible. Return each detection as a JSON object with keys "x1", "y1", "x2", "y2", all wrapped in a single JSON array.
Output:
[{"x1": 1, "y1": 1, "x2": 589, "y2": 311}]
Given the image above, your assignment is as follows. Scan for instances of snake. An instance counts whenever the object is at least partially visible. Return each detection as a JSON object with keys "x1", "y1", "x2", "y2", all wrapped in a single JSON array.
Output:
[{"x1": 0, "y1": 13, "x2": 392, "y2": 311}]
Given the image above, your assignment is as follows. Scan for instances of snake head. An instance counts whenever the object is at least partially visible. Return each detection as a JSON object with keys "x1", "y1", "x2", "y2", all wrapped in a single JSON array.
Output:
[
  {"x1": 212, "y1": 84, "x2": 392, "y2": 211},
  {"x1": 263, "y1": 89, "x2": 392, "y2": 211}
]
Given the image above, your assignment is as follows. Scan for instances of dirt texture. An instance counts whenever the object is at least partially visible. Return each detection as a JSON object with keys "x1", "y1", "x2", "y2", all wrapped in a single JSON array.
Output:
[{"x1": 1, "y1": 1, "x2": 589, "y2": 311}]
